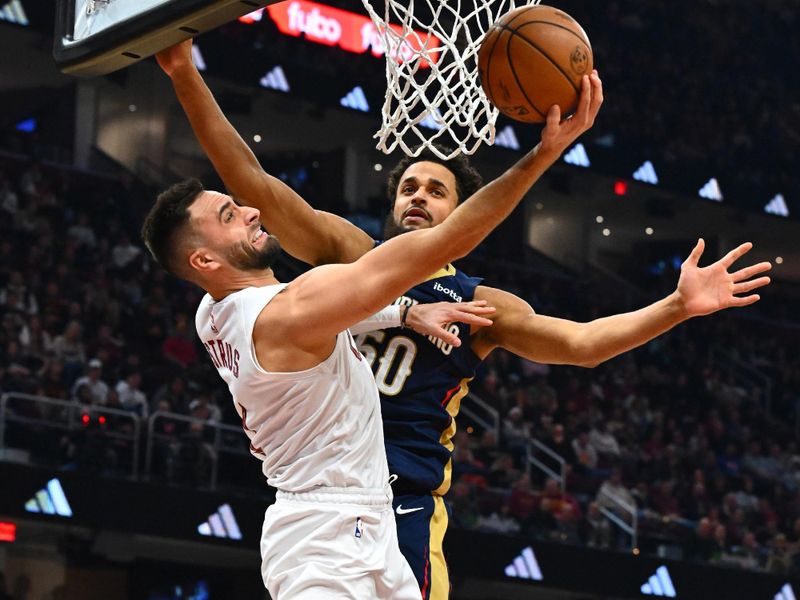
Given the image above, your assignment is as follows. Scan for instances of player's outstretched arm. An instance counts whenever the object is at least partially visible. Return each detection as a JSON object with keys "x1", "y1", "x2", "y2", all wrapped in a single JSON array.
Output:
[
  {"x1": 471, "y1": 240, "x2": 771, "y2": 367},
  {"x1": 261, "y1": 73, "x2": 603, "y2": 362},
  {"x1": 156, "y1": 40, "x2": 373, "y2": 266}
]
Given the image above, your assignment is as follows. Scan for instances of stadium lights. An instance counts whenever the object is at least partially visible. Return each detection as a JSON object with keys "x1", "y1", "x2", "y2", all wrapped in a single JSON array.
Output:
[
  {"x1": 563, "y1": 143, "x2": 590, "y2": 167},
  {"x1": 633, "y1": 160, "x2": 659, "y2": 185},
  {"x1": 191, "y1": 44, "x2": 207, "y2": 71},
  {"x1": 764, "y1": 194, "x2": 789, "y2": 217},
  {"x1": 340, "y1": 86, "x2": 369, "y2": 112},
  {"x1": 15, "y1": 117, "x2": 36, "y2": 133},
  {"x1": 0, "y1": 0, "x2": 28, "y2": 26},
  {"x1": 0, "y1": 521, "x2": 16, "y2": 543},
  {"x1": 494, "y1": 125, "x2": 520, "y2": 150},
  {"x1": 698, "y1": 177, "x2": 723, "y2": 202},
  {"x1": 260, "y1": 66, "x2": 290, "y2": 92},
  {"x1": 504, "y1": 546, "x2": 543, "y2": 580}
]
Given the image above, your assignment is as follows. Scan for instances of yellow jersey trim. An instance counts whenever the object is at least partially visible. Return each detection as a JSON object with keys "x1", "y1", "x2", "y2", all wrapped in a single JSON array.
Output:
[
  {"x1": 429, "y1": 496, "x2": 450, "y2": 600},
  {"x1": 433, "y1": 376, "x2": 471, "y2": 496},
  {"x1": 423, "y1": 264, "x2": 457, "y2": 283}
]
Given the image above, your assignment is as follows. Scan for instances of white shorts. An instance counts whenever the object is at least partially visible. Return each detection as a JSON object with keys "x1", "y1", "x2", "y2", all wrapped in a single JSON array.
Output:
[{"x1": 260, "y1": 487, "x2": 421, "y2": 600}]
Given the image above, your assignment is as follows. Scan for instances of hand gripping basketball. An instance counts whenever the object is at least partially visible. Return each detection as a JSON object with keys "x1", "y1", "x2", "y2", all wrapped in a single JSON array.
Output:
[{"x1": 539, "y1": 70, "x2": 603, "y2": 156}]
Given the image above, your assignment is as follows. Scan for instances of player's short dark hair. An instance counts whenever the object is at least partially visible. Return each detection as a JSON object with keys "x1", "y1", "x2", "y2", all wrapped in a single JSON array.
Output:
[
  {"x1": 141, "y1": 179, "x2": 204, "y2": 277},
  {"x1": 386, "y1": 144, "x2": 483, "y2": 208}
]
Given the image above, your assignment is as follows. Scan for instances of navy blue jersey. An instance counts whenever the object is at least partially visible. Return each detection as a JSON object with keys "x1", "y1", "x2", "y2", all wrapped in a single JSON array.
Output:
[{"x1": 355, "y1": 260, "x2": 483, "y2": 496}]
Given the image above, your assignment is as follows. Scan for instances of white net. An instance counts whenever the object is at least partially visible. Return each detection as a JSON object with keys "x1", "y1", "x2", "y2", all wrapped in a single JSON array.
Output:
[{"x1": 361, "y1": 0, "x2": 539, "y2": 159}]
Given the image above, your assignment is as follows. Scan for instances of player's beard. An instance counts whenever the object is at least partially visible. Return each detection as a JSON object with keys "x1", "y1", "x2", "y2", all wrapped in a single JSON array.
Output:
[
  {"x1": 382, "y1": 213, "x2": 432, "y2": 240},
  {"x1": 227, "y1": 234, "x2": 282, "y2": 271}
]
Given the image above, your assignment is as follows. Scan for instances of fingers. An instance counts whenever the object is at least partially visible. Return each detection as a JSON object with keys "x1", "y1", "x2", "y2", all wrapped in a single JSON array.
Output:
[
  {"x1": 546, "y1": 104, "x2": 561, "y2": 128},
  {"x1": 733, "y1": 276, "x2": 771, "y2": 295},
  {"x1": 731, "y1": 261, "x2": 772, "y2": 282},
  {"x1": 684, "y1": 238, "x2": 705, "y2": 267},
  {"x1": 453, "y1": 312, "x2": 494, "y2": 326},
  {"x1": 721, "y1": 241, "x2": 754, "y2": 268},
  {"x1": 454, "y1": 301, "x2": 496, "y2": 316},
  {"x1": 431, "y1": 329, "x2": 462, "y2": 347},
  {"x1": 730, "y1": 294, "x2": 761, "y2": 307},
  {"x1": 587, "y1": 69, "x2": 603, "y2": 122},
  {"x1": 571, "y1": 74, "x2": 592, "y2": 126}
]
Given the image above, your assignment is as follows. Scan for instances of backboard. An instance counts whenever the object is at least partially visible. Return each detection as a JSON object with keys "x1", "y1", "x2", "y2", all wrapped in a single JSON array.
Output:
[{"x1": 54, "y1": 0, "x2": 280, "y2": 77}]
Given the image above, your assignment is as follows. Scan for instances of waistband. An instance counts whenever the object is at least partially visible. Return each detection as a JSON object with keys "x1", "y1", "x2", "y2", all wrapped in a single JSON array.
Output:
[{"x1": 275, "y1": 485, "x2": 393, "y2": 507}]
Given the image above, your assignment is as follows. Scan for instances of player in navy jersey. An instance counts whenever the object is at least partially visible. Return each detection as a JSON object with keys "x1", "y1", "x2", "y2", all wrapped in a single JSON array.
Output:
[{"x1": 157, "y1": 40, "x2": 770, "y2": 599}]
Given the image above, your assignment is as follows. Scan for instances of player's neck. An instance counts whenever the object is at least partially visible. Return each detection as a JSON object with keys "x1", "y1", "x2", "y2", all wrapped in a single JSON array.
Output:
[{"x1": 206, "y1": 269, "x2": 280, "y2": 301}]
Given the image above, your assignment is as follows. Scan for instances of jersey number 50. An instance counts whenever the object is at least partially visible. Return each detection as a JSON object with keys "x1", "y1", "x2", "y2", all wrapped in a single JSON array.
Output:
[{"x1": 356, "y1": 332, "x2": 418, "y2": 396}]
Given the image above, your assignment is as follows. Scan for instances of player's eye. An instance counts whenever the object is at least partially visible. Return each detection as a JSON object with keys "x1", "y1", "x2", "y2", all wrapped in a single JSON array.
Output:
[{"x1": 226, "y1": 211, "x2": 234, "y2": 223}]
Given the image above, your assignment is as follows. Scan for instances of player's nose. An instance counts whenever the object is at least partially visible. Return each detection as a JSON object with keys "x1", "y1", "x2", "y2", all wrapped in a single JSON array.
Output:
[{"x1": 245, "y1": 207, "x2": 260, "y2": 224}]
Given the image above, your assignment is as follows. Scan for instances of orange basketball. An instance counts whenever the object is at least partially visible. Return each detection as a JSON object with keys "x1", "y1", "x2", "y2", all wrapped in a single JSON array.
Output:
[{"x1": 478, "y1": 5, "x2": 593, "y2": 123}]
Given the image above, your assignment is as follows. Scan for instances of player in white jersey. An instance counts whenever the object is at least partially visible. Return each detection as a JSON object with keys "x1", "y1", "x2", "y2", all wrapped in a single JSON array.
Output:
[
  {"x1": 142, "y1": 61, "x2": 602, "y2": 598},
  {"x1": 194, "y1": 282, "x2": 491, "y2": 597}
]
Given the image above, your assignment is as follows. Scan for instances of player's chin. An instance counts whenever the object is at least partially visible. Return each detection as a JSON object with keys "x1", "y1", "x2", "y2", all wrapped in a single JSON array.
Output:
[{"x1": 401, "y1": 219, "x2": 433, "y2": 230}]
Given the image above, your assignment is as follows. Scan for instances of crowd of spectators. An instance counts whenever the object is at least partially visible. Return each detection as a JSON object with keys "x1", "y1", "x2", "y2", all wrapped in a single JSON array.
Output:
[
  {"x1": 450, "y1": 255, "x2": 800, "y2": 577},
  {"x1": 1, "y1": 152, "x2": 799, "y2": 579},
  {"x1": 0, "y1": 155, "x2": 242, "y2": 487}
]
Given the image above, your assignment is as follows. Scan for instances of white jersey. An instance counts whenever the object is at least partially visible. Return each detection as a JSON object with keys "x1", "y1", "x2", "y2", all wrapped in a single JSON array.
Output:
[{"x1": 195, "y1": 285, "x2": 390, "y2": 493}]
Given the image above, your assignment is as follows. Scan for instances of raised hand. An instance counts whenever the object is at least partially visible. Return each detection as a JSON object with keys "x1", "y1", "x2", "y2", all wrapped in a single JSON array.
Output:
[
  {"x1": 540, "y1": 69, "x2": 603, "y2": 156},
  {"x1": 406, "y1": 300, "x2": 495, "y2": 347},
  {"x1": 155, "y1": 39, "x2": 194, "y2": 77},
  {"x1": 677, "y1": 239, "x2": 772, "y2": 317}
]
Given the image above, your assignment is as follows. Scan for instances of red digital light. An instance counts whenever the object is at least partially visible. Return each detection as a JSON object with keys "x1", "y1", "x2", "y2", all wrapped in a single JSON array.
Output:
[
  {"x1": 0, "y1": 522, "x2": 16, "y2": 543},
  {"x1": 98, "y1": 415, "x2": 107, "y2": 425},
  {"x1": 81, "y1": 414, "x2": 90, "y2": 425},
  {"x1": 614, "y1": 180, "x2": 628, "y2": 196}
]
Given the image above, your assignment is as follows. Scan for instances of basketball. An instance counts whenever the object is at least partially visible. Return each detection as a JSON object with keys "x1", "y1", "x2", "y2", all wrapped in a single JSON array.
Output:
[{"x1": 478, "y1": 5, "x2": 593, "y2": 123}]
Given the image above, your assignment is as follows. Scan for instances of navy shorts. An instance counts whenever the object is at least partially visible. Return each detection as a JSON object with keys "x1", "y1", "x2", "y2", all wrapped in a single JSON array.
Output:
[{"x1": 392, "y1": 493, "x2": 451, "y2": 600}]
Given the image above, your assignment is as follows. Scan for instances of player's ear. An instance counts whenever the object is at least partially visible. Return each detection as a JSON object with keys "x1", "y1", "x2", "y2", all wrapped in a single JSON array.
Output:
[{"x1": 189, "y1": 247, "x2": 220, "y2": 273}]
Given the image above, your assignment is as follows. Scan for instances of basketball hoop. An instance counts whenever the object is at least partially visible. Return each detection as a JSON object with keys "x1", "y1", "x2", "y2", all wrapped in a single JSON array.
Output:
[{"x1": 361, "y1": 0, "x2": 539, "y2": 159}]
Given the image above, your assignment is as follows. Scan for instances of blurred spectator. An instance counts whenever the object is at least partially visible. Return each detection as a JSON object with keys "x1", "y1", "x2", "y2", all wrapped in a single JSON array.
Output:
[
  {"x1": 188, "y1": 390, "x2": 222, "y2": 424},
  {"x1": 765, "y1": 533, "x2": 794, "y2": 575},
  {"x1": 596, "y1": 468, "x2": 636, "y2": 520},
  {"x1": 51, "y1": 320, "x2": 86, "y2": 384},
  {"x1": 67, "y1": 213, "x2": 96, "y2": 249},
  {"x1": 572, "y1": 427, "x2": 599, "y2": 472},
  {"x1": 151, "y1": 375, "x2": 190, "y2": 414},
  {"x1": 589, "y1": 420, "x2": 621, "y2": 459},
  {"x1": 545, "y1": 423, "x2": 572, "y2": 460},
  {"x1": 452, "y1": 445, "x2": 488, "y2": 489},
  {"x1": 503, "y1": 406, "x2": 530, "y2": 459},
  {"x1": 111, "y1": 232, "x2": 142, "y2": 271},
  {"x1": 539, "y1": 478, "x2": 581, "y2": 521},
  {"x1": 583, "y1": 502, "x2": 613, "y2": 549},
  {"x1": 115, "y1": 371, "x2": 148, "y2": 418},
  {"x1": 1, "y1": 271, "x2": 38, "y2": 316},
  {"x1": 508, "y1": 474, "x2": 538, "y2": 521},
  {"x1": 70, "y1": 358, "x2": 109, "y2": 405},
  {"x1": 162, "y1": 313, "x2": 198, "y2": 368},
  {"x1": 476, "y1": 503, "x2": 521, "y2": 535}
]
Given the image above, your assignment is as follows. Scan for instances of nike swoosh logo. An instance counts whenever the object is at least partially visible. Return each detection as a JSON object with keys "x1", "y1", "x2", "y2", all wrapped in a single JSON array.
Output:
[{"x1": 396, "y1": 505, "x2": 424, "y2": 515}]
